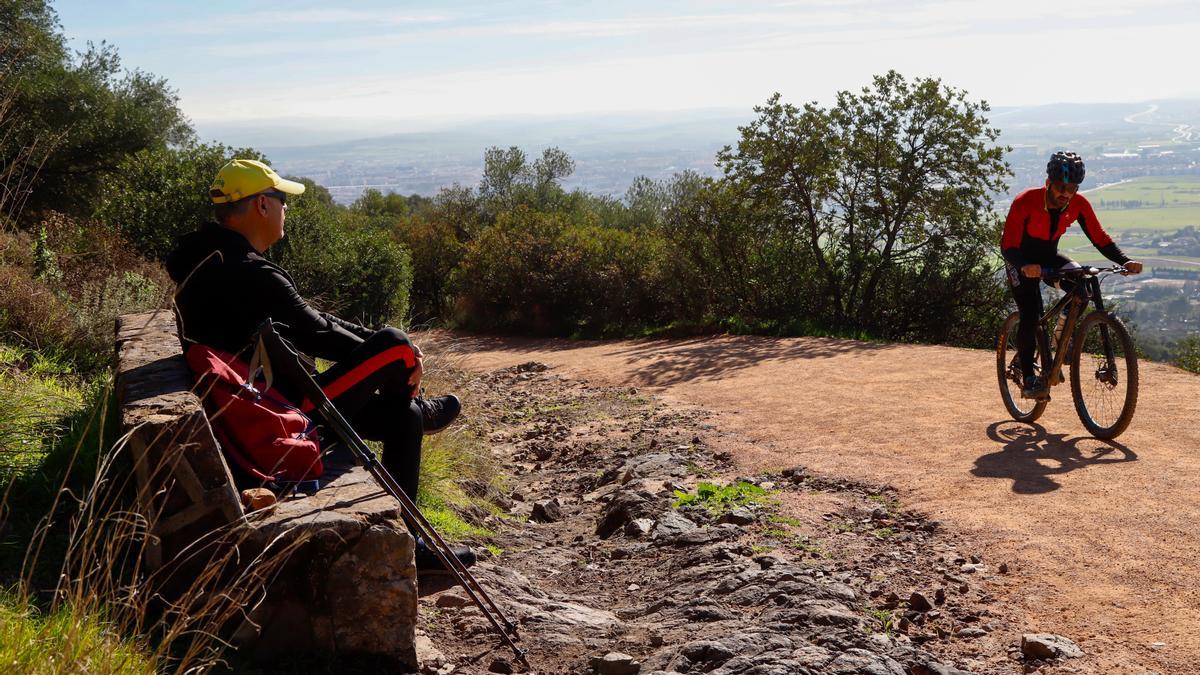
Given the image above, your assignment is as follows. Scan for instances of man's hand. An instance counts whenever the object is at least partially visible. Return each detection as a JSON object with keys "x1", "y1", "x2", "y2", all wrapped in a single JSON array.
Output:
[
  {"x1": 1021, "y1": 263, "x2": 1042, "y2": 279},
  {"x1": 1122, "y1": 260, "x2": 1144, "y2": 275},
  {"x1": 408, "y1": 342, "x2": 424, "y2": 395}
]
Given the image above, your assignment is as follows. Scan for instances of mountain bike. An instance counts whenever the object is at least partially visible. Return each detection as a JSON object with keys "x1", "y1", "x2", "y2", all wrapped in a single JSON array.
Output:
[{"x1": 996, "y1": 264, "x2": 1138, "y2": 440}]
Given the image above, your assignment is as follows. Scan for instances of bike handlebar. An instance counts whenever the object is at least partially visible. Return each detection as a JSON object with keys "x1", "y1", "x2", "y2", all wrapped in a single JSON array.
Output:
[{"x1": 1040, "y1": 264, "x2": 1128, "y2": 280}]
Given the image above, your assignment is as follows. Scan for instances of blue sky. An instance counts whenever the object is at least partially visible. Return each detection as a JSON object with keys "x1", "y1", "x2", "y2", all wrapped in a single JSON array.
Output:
[{"x1": 53, "y1": 0, "x2": 1200, "y2": 132}]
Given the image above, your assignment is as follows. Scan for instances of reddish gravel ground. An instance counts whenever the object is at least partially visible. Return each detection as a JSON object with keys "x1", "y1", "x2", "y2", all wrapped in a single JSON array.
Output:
[{"x1": 434, "y1": 332, "x2": 1200, "y2": 674}]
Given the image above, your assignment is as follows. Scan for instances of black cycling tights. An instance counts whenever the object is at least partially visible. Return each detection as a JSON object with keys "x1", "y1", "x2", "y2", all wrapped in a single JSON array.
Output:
[{"x1": 1007, "y1": 255, "x2": 1077, "y2": 379}]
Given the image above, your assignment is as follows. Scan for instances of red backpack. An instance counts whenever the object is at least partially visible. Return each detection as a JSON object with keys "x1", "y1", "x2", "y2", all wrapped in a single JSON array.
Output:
[{"x1": 186, "y1": 344, "x2": 323, "y2": 483}]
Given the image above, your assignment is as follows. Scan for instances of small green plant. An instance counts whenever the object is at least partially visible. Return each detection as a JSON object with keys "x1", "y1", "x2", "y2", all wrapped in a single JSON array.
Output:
[
  {"x1": 761, "y1": 528, "x2": 791, "y2": 540},
  {"x1": 791, "y1": 539, "x2": 827, "y2": 557},
  {"x1": 767, "y1": 514, "x2": 803, "y2": 527},
  {"x1": 673, "y1": 480, "x2": 769, "y2": 514},
  {"x1": 866, "y1": 493, "x2": 899, "y2": 511},
  {"x1": 871, "y1": 527, "x2": 896, "y2": 540},
  {"x1": 750, "y1": 544, "x2": 773, "y2": 554},
  {"x1": 867, "y1": 608, "x2": 896, "y2": 635},
  {"x1": 830, "y1": 521, "x2": 855, "y2": 533}
]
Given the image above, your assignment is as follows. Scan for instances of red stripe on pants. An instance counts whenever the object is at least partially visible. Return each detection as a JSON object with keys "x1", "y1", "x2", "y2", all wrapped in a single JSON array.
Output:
[{"x1": 300, "y1": 344, "x2": 415, "y2": 412}]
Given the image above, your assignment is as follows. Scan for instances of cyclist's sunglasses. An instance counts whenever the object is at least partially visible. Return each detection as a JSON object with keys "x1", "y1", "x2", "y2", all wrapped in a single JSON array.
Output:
[
  {"x1": 259, "y1": 190, "x2": 288, "y2": 205},
  {"x1": 1048, "y1": 180, "x2": 1079, "y2": 195}
]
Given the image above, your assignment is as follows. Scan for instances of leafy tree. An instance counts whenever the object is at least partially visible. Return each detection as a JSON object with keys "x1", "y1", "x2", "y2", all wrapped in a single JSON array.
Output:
[
  {"x1": 94, "y1": 143, "x2": 265, "y2": 260},
  {"x1": 479, "y1": 145, "x2": 576, "y2": 220},
  {"x1": 350, "y1": 188, "x2": 431, "y2": 223},
  {"x1": 1, "y1": 0, "x2": 190, "y2": 219},
  {"x1": 709, "y1": 72, "x2": 1010, "y2": 340},
  {"x1": 270, "y1": 179, "x2": 411, "y2": 326}
]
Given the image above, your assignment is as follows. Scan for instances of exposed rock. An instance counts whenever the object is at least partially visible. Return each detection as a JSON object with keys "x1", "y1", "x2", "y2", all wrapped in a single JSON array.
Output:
[
  {"x1": 1021, "y1": 633, "x2": 1084, "y2": 660},
  {"x1": 620, "y1": 453, "x2": 688, "y2": 484},
  {"x1": 596, "y1": 489, "x2": 657, "y2": 538},
  {"x1": 488, "y1": 657, "x2": 514, "y2": 673},
  {"x1": 824, "y1": 648, "x2": 906, "y2": 674},
  {"x1": 677, "y1": 640, "x2": 735, "y2": 668},
  {"x1": 531, "y1": 499, "x2": 564, "y2": 523},
  {"x1": 652, "y1": 510, "x2": 697, "y2": 539},
  {"x1": 662, "y1": 523, "x2": 741, "y2": 547},
  {"x1": 911, "y1": 661, "x2": 974, "y2": 675},
  {"x1": 718, "y1": 507, "x2": 756, "y2": 526},
  {"x1": 625, "y1": 518, "x2": 655, "y2": 538},
  {"x1": 909, "y1": 591, "x2": 934, "y2": 612},
  {"x1": 435, "y1": 591, "x2": 470, "y2": 608},
  {"x1": 590, "y1": 651, "x2": 641, "y2": 675}
]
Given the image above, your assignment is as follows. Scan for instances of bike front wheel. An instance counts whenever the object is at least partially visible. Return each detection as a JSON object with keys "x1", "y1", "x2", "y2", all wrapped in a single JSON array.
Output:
[
  {"x1": 1069, "y1": 312, "x2": 1138, "y2": 439},
  {"x1": 997, "y1": 311, "x2": 1048, "y2": 423}
]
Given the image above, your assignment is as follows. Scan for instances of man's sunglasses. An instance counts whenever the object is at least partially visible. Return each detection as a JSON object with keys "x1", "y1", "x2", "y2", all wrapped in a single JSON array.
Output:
[{"x1": 259, "y1": 190, "x2": 288, "y2": 205}]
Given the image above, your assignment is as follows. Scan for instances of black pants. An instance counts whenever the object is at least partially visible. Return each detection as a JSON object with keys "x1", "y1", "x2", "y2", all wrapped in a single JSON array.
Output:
[
  {"x1": 1006, "y1": 255, "x2": 1077, "y2": 378},
  {"x1": 299, "y1": 328, "x2": 424, "y2": 500}
]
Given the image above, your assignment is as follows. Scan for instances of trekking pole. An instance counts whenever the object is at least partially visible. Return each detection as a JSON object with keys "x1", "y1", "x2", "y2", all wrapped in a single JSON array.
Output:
[{"x1": 254, "y1": 322, "x2": 528, "y2": 665}]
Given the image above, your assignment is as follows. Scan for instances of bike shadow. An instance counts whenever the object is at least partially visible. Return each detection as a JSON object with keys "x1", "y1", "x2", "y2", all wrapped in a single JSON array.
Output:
[{"x1": 972, "y1": 421, "x2": 1137, "y2": 494}]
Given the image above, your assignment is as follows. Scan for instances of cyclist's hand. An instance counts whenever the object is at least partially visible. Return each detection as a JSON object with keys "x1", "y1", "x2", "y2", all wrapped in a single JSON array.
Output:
[
  {"x1": 1021, "y1": 263, "x2": 1042, "y2": 279},
  {"x1": 1122, "y1": 261, "x2": 1143, "y2": 275}
]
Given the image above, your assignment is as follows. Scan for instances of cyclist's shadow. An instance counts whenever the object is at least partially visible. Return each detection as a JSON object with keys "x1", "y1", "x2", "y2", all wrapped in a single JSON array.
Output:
[{"x1": 972, "y1": 421, "x2": 1137, "y2": 494}]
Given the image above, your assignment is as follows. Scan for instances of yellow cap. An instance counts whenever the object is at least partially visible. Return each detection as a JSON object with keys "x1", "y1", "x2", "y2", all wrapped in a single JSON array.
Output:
[{"x1": 209, "y1": 159, "x2": 306, "y2": 204}]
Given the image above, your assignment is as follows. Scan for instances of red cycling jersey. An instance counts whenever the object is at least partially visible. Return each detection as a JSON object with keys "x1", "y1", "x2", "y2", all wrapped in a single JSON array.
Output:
[{"x1": 1000, "y1": 187, "x2": 1126, "y2": 268}]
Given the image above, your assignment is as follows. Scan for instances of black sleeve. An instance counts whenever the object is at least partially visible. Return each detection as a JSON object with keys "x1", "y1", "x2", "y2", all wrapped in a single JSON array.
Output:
[
  {"x1": 321, "y1": 312, "x2": 375, "y2": 340},
  {"x1": 256, "y1": 266, "x2": 364, "y2": 361},
  {"x1": 1097, "y1": 242, "x2": 1131, "y2": 265}
]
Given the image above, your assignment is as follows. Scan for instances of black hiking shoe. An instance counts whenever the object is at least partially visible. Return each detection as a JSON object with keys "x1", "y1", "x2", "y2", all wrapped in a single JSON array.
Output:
[
  {"x1": 1021, "y1": 375, "x2": 1050, "y2": 401},
  {"x1": 415, "y1": 537, "x2": 477, "y2": 572},
  {"x1": 416, "y1": 394, "x2": 461, "y2": 435}
]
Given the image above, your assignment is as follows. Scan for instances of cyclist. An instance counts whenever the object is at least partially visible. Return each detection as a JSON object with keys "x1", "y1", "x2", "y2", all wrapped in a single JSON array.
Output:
[{"x1": 1001, "y1": 151, "x2": 1143, "y2": 399}]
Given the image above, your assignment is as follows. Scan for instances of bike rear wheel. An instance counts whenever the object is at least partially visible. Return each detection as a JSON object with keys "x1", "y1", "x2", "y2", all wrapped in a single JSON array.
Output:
[
  {"x1": 997, "y1": 311, "x2": 1048, "y2": 423},
  {"x1": 1069, "y1": 312, "x2": 1138, "y2": 439}
]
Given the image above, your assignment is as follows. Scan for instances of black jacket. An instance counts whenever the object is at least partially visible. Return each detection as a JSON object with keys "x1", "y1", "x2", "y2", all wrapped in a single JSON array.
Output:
[{"x1": 166, "y1": 223, "x2": 372, "y2": 359}]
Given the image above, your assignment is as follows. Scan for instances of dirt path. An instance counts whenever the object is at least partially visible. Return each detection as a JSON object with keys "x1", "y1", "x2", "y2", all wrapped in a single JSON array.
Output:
[{"x1": 440, "y1": 333, "x2": 1200, "y2": 673}]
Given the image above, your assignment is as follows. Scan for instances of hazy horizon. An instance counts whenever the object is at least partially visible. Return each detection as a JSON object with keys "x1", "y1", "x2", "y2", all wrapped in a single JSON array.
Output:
[{"x1": 53, "y1": 0, "x2": 1200, "y2": 145}]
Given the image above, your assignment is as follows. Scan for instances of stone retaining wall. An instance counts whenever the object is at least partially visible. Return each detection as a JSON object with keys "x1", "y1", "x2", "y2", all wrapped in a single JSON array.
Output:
[{"x1": 115, "y1": 311, "x2": 417, "y2": 668}]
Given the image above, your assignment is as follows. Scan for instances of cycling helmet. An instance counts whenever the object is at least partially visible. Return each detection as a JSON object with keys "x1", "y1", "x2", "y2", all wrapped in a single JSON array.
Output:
[{"x1": 1046, "y1": 151, "x2": 1086, "y2": 185}]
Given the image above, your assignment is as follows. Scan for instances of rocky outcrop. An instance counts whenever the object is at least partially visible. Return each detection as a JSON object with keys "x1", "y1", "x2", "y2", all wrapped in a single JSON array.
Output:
[{"x1": 115, "y1": 311, "x2": 417, "y2": 669}]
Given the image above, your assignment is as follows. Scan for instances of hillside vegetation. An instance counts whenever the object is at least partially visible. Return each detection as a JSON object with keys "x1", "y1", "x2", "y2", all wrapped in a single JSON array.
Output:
[{"x1": 2, "y1": 0, "x2": 1196, "y2": 670}]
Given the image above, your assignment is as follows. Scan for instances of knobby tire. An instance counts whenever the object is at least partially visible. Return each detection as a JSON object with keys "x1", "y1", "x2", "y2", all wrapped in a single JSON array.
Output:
[
  {"x1": 996, "y1": 311, "x2": 1048, "y2": 423},
  {"x1": 1069, "y1": 311, "x2": 1138, "y2": 440}
]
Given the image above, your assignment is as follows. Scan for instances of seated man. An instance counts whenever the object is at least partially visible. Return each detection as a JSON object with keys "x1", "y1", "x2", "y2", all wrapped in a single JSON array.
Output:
[{"x1": 166, "y1": 158, "x2": 471, "y2": 568}]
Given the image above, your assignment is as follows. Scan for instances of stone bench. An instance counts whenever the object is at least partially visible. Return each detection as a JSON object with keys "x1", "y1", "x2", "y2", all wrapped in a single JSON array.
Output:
[{"x1": 114, "y1": 311, "x2": 417, "y2": 668}]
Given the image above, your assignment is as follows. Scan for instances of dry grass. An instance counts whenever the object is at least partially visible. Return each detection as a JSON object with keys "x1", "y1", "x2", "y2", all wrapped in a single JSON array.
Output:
[{"x1": 2, "y1": 375, "x2": 312, "y2": 673}]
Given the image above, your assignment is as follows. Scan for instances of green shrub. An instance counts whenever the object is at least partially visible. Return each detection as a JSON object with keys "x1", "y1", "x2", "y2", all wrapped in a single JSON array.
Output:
[
  {"x1": 1177, "y1": 335, "x2": 1200, "y2": 374},
  {"x1": 94, "y1": 143, "x2": 265, "y2": 260},
  {"x1": 0, "y1": 216, "x2": 169, "y2": 371},
  {"x1": 269, "y1": 180, "x2": 412, "y2": 327},
  {"x1": 450, "y1": 207, "x2": 674, "y2": 336},
  {"x1": 394, "y1": 215, "x2": 466, "y2": 326}
]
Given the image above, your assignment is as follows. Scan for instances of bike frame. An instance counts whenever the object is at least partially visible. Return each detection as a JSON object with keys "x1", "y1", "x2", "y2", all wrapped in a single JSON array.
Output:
[{"x1": 1035, "y1": 271, "x2": 1117, "y2": 388}]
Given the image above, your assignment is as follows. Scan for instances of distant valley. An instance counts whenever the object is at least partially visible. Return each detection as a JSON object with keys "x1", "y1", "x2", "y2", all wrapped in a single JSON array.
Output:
[{"x1": 198, "y1": 100, "x2": 1200, "y2": 205}]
